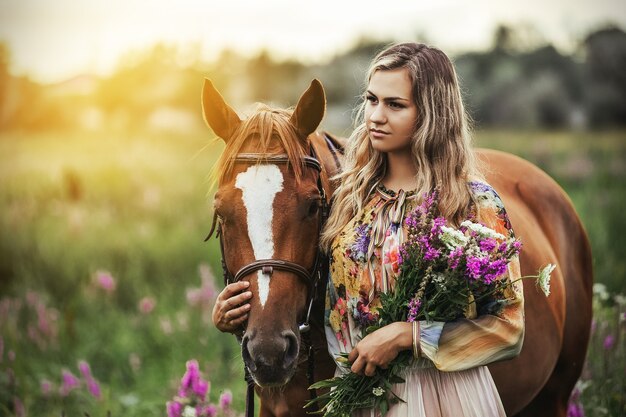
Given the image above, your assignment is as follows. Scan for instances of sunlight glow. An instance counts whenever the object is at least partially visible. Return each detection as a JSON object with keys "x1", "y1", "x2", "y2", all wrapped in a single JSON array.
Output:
[{"x1": 0, "y1": 0, "x2": 624, "y2": 82}]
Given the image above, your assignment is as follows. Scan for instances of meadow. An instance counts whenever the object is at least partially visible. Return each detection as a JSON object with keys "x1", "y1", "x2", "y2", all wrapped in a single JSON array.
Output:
[{"x1": 0, "y1": 128, "x2": 624, "y2": 416}]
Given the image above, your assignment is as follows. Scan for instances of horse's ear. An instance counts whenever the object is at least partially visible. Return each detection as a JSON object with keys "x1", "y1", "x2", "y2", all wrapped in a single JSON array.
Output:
[
  {"x1": 202, "y1": 78, "x2": 242, "y2": 142},
  {"x1": 290, "y1": 79, "x2": 326, "y2": 141}
]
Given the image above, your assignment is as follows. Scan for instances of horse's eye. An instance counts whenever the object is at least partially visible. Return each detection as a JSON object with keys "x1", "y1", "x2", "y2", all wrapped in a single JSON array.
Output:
[{"x1": 308, "y1": 200, "x2": 320, "y2": 217}]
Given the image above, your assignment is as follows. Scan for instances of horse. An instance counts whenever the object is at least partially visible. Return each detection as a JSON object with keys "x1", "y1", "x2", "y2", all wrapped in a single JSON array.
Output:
[
  {"x1": 202, "y1": 78, "x2": 338, "y2": 416},
  {"x1": 201, "y1": 79, "x2": 593, "y2": 417}
]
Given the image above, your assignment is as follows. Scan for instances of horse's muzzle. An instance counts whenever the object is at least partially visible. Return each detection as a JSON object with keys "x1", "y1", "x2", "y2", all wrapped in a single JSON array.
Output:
[{"x1": 241, "y1": 329, "x2": 300, "y2": 386}]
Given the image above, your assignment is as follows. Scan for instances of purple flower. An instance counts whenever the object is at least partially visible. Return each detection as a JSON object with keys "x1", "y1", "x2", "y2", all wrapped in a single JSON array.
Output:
[
  {"x1": 60, "y1": 370, "x2": 80, "y2": 396},
  {"x1": 479, "y1": 238, "x2": 497, "y2": 252},
  {"x1": 86, "y1": 378, "x2": 101, "y2": 399},
  {"x1": 95, "y1": 271, "x2": 116, "y2": 293},
  {"x1": 139, "y1": 296, "x2": 157, "y2": 314},
  {"x1": 167, "y1": 401, "x2": 183, "y2": 417},
  {"x1": 40, "y1": 379, "x2": 53, "y2": 396},
  {"x1": 430, "y1": 217, "x2": 446, "y2": 235},
  {"x1": 603, "y1": 334, "x2": 615, "y2": 350},
  {"x1": 424, "y1": 247, "x2": 441, "y2": 261},
  {"x1": 350, "y1": 223, "x2": 371, "y2": 262},
  {"x1": 204, "y1": 404, "x2": 218, "y2": 417},
  {"x1": 407, "y1": 298, "x2": 422, "y2": 323},
  {"x1": 566, "y1": 402, "x2": 585, "y2": 417},
  {"x1": 78, "y1": 360, "x2": 92, "y2": 379},
  {"x1": 448, "y1": 247, "x2": 464, "y2": 270},
  {"x1": 219, "y1": 390, "x2": 233, "y2": 409},
  {"x1": 181, "y1": 360, "x2": 200, "y2": 391}
]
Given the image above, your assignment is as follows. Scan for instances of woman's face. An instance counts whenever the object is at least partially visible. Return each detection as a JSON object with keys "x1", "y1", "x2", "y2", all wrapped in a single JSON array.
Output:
[{"x1": 365, "y1": 68, "x2": 418, "y2": 155}]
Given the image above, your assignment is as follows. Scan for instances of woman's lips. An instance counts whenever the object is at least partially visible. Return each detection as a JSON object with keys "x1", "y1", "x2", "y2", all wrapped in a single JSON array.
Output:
[{"x1": 370, "y1": 129, "x2": 388, "y2": 139}]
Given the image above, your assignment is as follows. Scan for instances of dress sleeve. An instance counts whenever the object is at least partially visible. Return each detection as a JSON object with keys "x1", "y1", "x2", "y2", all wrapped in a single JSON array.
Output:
[{"x1": 419, "y1": 184, "x2": 525, "y2": 372}]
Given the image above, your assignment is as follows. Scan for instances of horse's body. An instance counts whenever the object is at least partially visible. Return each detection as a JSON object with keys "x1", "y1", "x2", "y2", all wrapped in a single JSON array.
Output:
[{"x1": 202, "y1": 79, "x2": 592, "y2": 417}]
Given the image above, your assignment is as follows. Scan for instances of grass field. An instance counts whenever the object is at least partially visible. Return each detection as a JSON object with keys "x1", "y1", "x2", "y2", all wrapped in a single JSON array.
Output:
[{"x1": 0, "y1": 128, "x2": 624, "y2": 416}]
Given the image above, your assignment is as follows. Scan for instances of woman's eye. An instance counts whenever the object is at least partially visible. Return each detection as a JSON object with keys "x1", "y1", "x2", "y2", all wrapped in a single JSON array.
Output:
[
  {"x1": 389, "y1": 101, "x2": 405, "y2": 109},
  {"x1": 366, "y1": 94, "x2": 377, "y2": 103}
]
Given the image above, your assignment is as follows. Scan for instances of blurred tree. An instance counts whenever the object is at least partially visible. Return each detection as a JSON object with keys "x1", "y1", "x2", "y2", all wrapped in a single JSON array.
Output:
[{"x1": 583, "y1": 26, "x2": 626, "y2": 127}]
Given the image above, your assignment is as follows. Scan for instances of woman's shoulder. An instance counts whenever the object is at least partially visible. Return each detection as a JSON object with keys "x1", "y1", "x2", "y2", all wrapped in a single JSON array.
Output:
[
  {"x1": 467, "y1": 179, "x2": 514, "y2": 236},
  {"x1": 467, "y1": 179, "x2": 506, "y2": 211}
]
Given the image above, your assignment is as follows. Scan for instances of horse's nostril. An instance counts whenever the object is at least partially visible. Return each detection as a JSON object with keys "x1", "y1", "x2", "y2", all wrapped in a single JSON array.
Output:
[
  {"x1": 241, "y1": 335, "x2": 257, "y2": 372},
  {"x1": 283, "y1": 331, "x2": 299, "y2": 368}
]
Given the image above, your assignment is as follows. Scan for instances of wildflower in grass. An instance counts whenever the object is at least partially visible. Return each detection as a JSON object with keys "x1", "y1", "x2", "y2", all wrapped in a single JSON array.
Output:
[
  {"x1": 78, "y1": 360, "x2": 92, "y2": 379},
  {"x1": 86, "y1": 377, "x2": 102, "y2": 399},
  {"x1": 95, "y1": 270, "x2": 116, "y2": 293},
  {"x1": 60, "y1": 370, "x2": 80, "y2": 396},
  {"x1": 13, "y1": 397, "x2": 25, "y2": 417},
  {"x1": 167, "y1": 401, "x2": 183, "y2": 417},
  {"x1": 203, "y1": 404, "x2": 217, "y2": 417},
  {"x1": 183, "y1": 405, "x2": 198, "y2": 417},
  {"x1": 77, "y1": 360, "x2": 102, "y2": 399},
  {"x1": 592, "y1": 283, "x2": 609, "y2": 301},
  {"x1": 139, "y1": 296, "x2": 157, "y2": 314},
  {"x1": 167, "y1": 359, "x2": 232, "y2": 417},
  {"x1": 603, "y1": 334, "x2": 615, "y2": 350},
  {"x1": 40, "y1": 379, "x2": 53, "y2": 396},
  {"x1": 219, "y1": 390, "x2": 233, "y2": 410},
  {"x1": 372, "y1": 387, "x2": 385, "y2": 397}
]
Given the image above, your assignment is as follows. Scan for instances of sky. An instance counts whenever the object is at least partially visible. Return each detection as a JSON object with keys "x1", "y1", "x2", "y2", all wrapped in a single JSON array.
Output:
[{"x1": 0, "y1": 0, "x2": 624, "y2": 83}]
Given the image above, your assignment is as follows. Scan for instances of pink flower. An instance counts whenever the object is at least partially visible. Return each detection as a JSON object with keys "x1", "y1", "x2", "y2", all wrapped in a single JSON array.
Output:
[
  {"x1": 78, "y1": 360, "x2": 92, "y2": 379},
  {"x1": 167, "y1": 401, "x2": 183, "y2": 417},
  {"x1": 95, "y1": 271, "x2": 116, "y2": 293},
  {"x1": 603, "y1": 334, "x2": 615, "y2": 350},
  {"x1": 60, "y1": 370, "x2": 80, "y2": 396},
  {"x1": 86, "y1": 378, "x2": 101, "y2": 399},
  {"x1": 138, "y1": 296, "x2": 157, "y2": 314},
  {"x1": 40, "y1": 379, "x2": 53, "y2": 396},
  {"x1": 219, "y1": 390, "x2": 233, "y2": 409},
  {"x1": 203, "y1": 404, "x2": 218, "y2": 417}
]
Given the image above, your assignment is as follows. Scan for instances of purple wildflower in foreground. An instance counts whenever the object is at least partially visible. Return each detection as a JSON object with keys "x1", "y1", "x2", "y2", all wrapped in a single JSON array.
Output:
[
  {"x1": 603, "y1": 334, "x2": 615, "y2": 350},
  {"x1": 167, "y1": 401, "x2": 183, "y2": 417},
  {"x1": 219, "y1": 390, "x2": 233, "y2": 409},
  {"x1": 60, "y1": 370, "x2": 80, "y2": 396}
]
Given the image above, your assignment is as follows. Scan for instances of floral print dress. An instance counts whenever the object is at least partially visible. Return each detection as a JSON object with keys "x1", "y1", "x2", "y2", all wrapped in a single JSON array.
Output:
[{"x1": 325, "y1": 181, "x2": 524, "y2": 417}]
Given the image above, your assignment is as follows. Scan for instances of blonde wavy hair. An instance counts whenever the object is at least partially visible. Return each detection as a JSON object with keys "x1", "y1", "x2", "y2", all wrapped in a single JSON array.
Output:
[{"x1": 320, "y1": 42, "x2": 483, "y2": 250}]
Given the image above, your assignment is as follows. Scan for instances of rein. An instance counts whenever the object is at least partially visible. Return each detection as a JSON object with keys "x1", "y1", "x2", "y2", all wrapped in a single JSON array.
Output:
[{"x1": 205, "y1": 148, "x2": 330, "y2": 415}]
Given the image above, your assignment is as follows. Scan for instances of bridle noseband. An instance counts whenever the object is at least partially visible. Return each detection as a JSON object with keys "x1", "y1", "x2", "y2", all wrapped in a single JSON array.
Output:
[{"x1": 205, "y1": 151, "x2": 329, "y2": 334}]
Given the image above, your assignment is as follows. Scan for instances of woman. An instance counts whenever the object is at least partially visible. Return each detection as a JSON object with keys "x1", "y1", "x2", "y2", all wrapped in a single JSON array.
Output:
[{"x1": 318, "y1": 42, "x2": 524, "y2": 416}]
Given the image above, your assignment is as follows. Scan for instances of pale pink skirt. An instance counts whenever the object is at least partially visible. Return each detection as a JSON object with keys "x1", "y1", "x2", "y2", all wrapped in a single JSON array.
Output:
[{"x1": 355, "y1": 364, "x2": 506, "y2": 417}]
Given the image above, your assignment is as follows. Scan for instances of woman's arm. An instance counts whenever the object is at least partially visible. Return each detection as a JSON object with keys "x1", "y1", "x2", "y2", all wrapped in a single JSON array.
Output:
[{"x1": 347, "y1": 260, "x2": 523, "y2": 374}]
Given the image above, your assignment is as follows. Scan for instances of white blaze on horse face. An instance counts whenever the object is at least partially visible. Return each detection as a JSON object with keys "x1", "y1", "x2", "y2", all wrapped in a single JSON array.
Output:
[{"x1": 235, "y1": 164, "x2": 284, "y2": 308}]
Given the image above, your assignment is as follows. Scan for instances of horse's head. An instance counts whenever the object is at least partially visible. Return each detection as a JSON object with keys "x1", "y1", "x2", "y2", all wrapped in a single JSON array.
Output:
[{"x1": 203, "y1": 79, "x2": 327, "y2": 386}]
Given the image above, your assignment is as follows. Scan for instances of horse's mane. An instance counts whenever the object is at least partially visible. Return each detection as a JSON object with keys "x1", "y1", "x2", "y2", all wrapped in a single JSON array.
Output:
[{"x1": 212, "y1": 104, "x2": 308, "y2": 185}]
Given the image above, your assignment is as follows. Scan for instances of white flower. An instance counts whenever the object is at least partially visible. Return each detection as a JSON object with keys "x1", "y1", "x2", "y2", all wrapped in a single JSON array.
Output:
[
  {"x1": 182, "y1": 405, "x2": 197, "y2": 417},
  {"x1": 460, "y1": 220, "x2": 506, "y2": 240},
  {"x1": 613, "y1": 294, "x2": 626, "y2": 306},
  {"x1": 440, "y1": 226, "x2": 469, "y2": 250},
  {"x1": 537, "y1": 264, "x2": 556, "y2": 297},
  {"x1": 372, "y1": 386, "x2": 385, "y2": 397},
  {"x1": 593, "y1": 283, "x2": 609, "y2": 301}
]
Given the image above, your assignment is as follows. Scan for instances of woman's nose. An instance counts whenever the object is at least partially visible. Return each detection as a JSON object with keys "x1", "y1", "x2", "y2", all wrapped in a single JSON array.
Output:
[{"x1": 369, "y1": 105, "x2": 386, "y2": 125}]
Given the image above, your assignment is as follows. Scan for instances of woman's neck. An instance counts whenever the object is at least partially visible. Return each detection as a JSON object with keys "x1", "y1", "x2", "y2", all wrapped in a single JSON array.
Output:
[{"x1": 382, "y1": 151, "x2": 418, "y2": 192}]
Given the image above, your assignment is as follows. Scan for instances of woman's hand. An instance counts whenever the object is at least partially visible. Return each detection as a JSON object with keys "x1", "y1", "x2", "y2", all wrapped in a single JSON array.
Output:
[
  {"x1": 348, "y1": 322, "x2": 412, "y2": 376},
  {"x1": 212, "y1": 281, "x2": 252, "y2": 334}
]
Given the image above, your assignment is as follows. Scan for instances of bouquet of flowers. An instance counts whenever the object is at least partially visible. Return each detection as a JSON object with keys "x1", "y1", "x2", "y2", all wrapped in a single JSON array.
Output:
[{"x1": 307, "y1": 190, "x2": 554, "y2": 416}]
